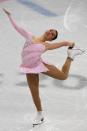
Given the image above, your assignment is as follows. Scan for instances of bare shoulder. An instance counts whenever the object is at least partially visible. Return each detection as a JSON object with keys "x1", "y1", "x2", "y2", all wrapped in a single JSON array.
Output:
[
  {"x1": 32, "y1": 35, "x2": 36, "y2": 40},
  {"x1": 43, "y1": 42, "x2": 51, "y2": 46},
  {"x1": 43, "y1": 42, "x2": 54, "y2": 50}
]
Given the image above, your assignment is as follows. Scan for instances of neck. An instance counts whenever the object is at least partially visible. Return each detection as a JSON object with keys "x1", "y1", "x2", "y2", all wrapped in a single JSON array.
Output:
[{"x1": 34, "y1": 35, "x2": 46, "y2": 42}]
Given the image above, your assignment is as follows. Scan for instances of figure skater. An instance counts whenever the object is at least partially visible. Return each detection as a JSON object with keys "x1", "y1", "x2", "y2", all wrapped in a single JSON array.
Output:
[{"x1": 3, "y1": 8, "x2": 85, "y2": 127}]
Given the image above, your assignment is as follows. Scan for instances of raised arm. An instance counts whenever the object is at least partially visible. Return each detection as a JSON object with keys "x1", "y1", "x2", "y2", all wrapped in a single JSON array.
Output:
[
  {"x1": 3, "y1": 9, "x2": 32, "y2": 40},
  {"x1": 45, "y1": 41, "x2": 75, "y2": 50}
]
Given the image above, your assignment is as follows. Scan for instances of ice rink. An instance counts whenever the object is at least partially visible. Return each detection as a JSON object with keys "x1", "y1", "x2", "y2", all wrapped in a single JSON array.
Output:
[{"x1": 0, "y1": 0, "x2": 87, "y2": 131}]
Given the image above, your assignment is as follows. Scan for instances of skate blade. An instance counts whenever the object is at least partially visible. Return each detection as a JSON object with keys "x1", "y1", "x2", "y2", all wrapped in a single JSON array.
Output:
[{"x1": 33, "y1": 119, "x2": 45, "y2": 127}]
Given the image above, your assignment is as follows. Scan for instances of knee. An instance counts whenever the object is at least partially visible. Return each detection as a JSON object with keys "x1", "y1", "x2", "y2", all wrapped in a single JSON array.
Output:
[
  {"x1": 62, "y1": 75, "x2": 68, "y2": 80},
  {"x1": 59, "y1": 74, "x2": 68, "y2": 80}
]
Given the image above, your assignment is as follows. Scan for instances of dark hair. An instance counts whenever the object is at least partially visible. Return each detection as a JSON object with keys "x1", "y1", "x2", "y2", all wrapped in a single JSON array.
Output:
[{"x1": 52, "y1": 30, "x2": 58, "y2": 40}]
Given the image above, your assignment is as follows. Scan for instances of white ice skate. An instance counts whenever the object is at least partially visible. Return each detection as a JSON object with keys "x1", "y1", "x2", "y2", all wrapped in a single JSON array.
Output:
[
  {"x1": 33, "y1": 117, "x2": 45, "y2": 127},
  {"x1": 67, "y1": 47, "x2": 85, "y2": 60}
]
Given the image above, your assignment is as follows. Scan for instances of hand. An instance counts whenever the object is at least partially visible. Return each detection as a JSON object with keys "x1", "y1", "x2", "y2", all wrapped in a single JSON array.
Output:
[
  {"x1": 68, "y1": 42, "x2": 75, "y2": 49},
  {"x1": 3, "y1": 8, "x2": 11, "y2": 16}
]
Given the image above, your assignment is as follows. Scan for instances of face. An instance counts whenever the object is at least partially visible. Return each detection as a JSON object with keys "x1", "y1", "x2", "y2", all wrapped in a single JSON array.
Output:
[{"x1": 44, "y1": 29, "x2": 58, "y2": 41}]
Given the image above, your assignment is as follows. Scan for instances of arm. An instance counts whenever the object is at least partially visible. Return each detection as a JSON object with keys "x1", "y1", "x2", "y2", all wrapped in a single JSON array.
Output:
[
  {"x1": 45, "y1": 41, "x2": 75, "y2": 50},
  {"x1": 3, "y1": 9, "x2": 32, "y2": 39},
  {"x1": 8, "y1": 16, "x2": 32, "y2": 39}
]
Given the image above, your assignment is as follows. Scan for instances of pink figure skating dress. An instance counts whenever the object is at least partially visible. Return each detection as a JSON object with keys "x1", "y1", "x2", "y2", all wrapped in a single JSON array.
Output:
[{"x1": 8, "y1": 16, "x2": 49, "y2": 74}]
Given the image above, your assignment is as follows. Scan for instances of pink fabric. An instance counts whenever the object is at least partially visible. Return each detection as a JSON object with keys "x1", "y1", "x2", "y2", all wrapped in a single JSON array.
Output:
[
  {"x1": 8, "y1": 15, "x2": 49, "y2": 74},
  {"x1": 20, "y1": 43, "x2": 49, "y2": 73}
]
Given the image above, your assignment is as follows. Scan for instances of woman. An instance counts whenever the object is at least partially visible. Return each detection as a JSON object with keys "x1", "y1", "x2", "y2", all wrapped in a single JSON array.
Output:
[{"x1": 3, "y1": 8, "x2": 84, "y2": 126}]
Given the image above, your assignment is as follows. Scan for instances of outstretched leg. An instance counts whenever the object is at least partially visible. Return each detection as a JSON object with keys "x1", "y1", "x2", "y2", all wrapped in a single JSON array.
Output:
[
  {"x1": 26, "y1": 73, "x2": 42, "y2": 111},
  {"x1": 42, "y1": 57, "x2": 72, "y2": 80},
  {"x1": 42, "y1": 46, "x2": 85, "y2": 79}
]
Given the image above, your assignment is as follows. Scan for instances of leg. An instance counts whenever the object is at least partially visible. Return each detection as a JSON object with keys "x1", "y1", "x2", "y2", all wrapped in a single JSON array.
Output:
[
  {"x1": 42, "y1": 57, "x2": 72, "y2": 80},
  {"x1": 26, "y1": 73, "x2": 42, "y2": 111}
]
